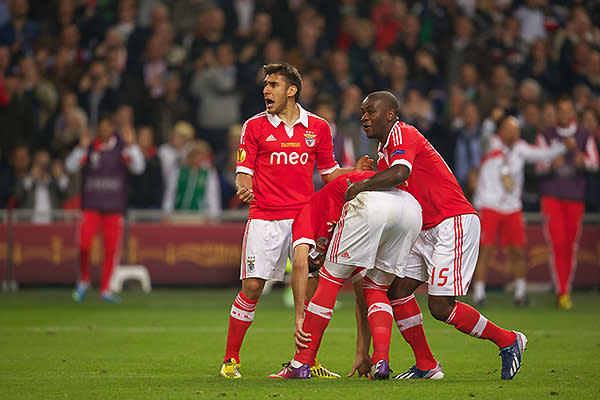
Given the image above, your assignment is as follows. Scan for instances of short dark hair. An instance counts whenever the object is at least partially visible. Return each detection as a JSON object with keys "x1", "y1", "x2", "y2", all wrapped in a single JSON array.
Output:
[{"x1": 263, "y1": 63, "x2": 302, "y2": 102}]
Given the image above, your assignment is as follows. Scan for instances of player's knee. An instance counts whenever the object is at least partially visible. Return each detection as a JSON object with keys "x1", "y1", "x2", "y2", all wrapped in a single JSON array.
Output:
[
  {"x1": 428, "y1": 296, "x2": 455, "y2": 321},
  {"x1": 241, "y1": 279, "x2": 265, "y2": 300},
  {"x1": 388, "y1": 277, "x2": 419, "y2": 300}
]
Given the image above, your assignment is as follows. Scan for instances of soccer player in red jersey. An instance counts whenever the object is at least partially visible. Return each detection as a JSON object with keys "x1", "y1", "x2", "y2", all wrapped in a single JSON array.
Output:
[
  {"x1": 344, "y1": 91, "x2": 527, "y2": 381},
  {"x1": 220, "y1": 63, "x2": 372, "y2": 379},
  {"x1": 270, "y1": 170, "x2": 423, "y2": 380}
]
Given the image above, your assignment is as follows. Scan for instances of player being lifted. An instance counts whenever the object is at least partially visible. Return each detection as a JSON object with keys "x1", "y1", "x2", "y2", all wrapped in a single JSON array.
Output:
[
  {"x1": 343, "y1": 91, "x2": 527, "y2": 381},
  {"x1": 220, "y1": 63, "x2": 372, "y2": 379},
  {"x1": 269, "y1": 171, "x2": 424, "y2": 379}
]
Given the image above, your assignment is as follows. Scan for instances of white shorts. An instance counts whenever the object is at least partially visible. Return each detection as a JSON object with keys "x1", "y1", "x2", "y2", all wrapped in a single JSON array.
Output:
[
  {"x1": 324, "y1": 261, "x2": 396, "y2": 287},
  {"x1": 403, "y1": 214, "x2": 480, "y2": 296},
  {"x1": 240, "y1": 219, "x2": 294, "y2": 281},
  {"x1": 326, "y1": 190, "x2": 422, "y2": 276}
]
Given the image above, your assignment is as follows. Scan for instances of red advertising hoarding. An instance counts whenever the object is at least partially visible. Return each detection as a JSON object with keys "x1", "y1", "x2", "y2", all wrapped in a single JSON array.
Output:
[{"x1": 3, "y1": 222, "x2": 599, "y2": 288}]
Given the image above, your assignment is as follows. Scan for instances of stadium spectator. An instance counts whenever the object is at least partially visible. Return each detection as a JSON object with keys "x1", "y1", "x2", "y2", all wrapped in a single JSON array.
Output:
[
  {"x1": 67, "y1": 112, "x2": 145, "y2": 303},
  {"x1": 48, "y1": 46, "x2": 84, "y2": 96},
  {"x1": 141, "y1": 35, "x2": 167, "y2": 100},
  {"x1": 345, "y1": 91, "x2": 527, "y2": 381},
  {"x1": 439, "y1": 14, "x2": 487, "y2": 88},
  {"x1": 19, "y1": 56, "x2": 58, "y2": 149},
  {"x1": 0, "y1": 0, "x2": 40, "y2": 56},
  {"x1": 518, "y1": 38, "x2": 561, "y2": 98},
  {"x1": 220, "y1": 63, "x2": 372, "y2": 379},
  {"x1": 513, "y1": 0, "x2": 548, "y2": 44},
  {"x1": 348, "y1": 18, "x2": 378, "y2": 92},
  {"x1": 150, "y1": 70, "x2": 192, "y2": 145},
  {"x1": 128, "y1": 125, "x2": 163, "y2": 210},
  {"x1": 453, "y1": 101, "x2": 482, "y2": 193},
  {"x1": 15, "y1": 149, "x2": 69, "y2": 223},
  {"x1": 536, "y1": 98, "x2": 599, "y2": 309},
  {"x1": 190, "y1": 42, "x2": 240, "y2": 159},
  {"x1": 174, "y1": 140, "x2": 220, "y2": 216},
  {"x1": 158, "y1": 120, "x2": 193, "y2": 213},
  {"x1": 314, "y1": 96, "x2": 355, "y2": 169},
  {"x1": 77, "y1": 59, "x2": 117, "y2": 132},
  {"x1": 51, "y1": 91, "x2": 87, "y2": 158},
  {"x1": 400, "y1": 88, "x2": 436, "y2": 136},
  {"x1": 472, "y1": 116, "x2": 569, "y2": 307},
  {"x1": 0, "y1": 74, "x2": 34, "y2": 154},
  {"x1": 0, "y1": 144, "x2": 30, "y2": 207}
]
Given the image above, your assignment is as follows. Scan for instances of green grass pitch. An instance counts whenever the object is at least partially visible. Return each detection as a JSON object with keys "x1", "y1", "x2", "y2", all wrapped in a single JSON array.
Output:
[{"x1": 1, "y1": 288, "x2": 599, "y2": 399}]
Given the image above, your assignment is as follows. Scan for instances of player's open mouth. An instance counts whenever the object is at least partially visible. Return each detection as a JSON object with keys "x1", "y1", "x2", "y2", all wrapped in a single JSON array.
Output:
[
  {"x1": 363, "y1": 125, "x2": 371, "y2": 132},
  {"x1": 265, "y1": 99, "x2": 274, "y2": 108}
]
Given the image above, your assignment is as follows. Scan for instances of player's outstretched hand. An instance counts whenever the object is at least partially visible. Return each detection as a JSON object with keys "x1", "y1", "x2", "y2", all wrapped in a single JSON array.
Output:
[
  {"x1": 294, "y1": 316, "x2": 311, "y2": 351},
  {"x1": 355, "y1": 155, "x2": 374, "y2": 171},
  {"x1": 347, "y1": 354, "x2": 371, "y2": 378}
]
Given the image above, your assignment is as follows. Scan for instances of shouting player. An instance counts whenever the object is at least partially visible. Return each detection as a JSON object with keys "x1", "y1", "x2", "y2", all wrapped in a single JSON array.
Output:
[
  {"x1": 220, "y1": 63, "x2": 372, "y2": 379},
  {"x1": 269, "y1": 171, "x2": 423, "y2": 379},
  {"x1": 345, "y1": 91, "x2": 527, "y2": 381}
]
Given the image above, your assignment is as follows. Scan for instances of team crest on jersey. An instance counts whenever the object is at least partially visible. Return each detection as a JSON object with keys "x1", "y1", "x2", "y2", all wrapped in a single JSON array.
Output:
[
  {"x1": 247, "y1": 256, "x2": 256, "y2": 272},
  {"x1": 237, "y1": 149, "x2": 246, "y2": 163},
  {"x1": 304, "y1": 131, "x2": 316, "y2": 147}
]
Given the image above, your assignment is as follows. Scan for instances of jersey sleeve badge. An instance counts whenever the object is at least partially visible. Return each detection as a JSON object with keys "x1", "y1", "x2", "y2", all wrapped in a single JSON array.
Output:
[{"x1": 237, "y1": 149, "x2": 246, "y2": 162}]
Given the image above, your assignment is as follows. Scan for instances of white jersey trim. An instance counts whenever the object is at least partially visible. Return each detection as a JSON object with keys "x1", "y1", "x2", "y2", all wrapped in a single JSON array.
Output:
[
  {"x1": 391, "y1": 159, "x2": 412, "y2": 172},
  {"x1": 319, "y1": 164, "x2": 340, "y2": 176},
  {"x1": 292, "y1": 238, "x2": 315, "y2": 249},
  {"x1": 236, "y1": 166, "x2": 254, "y2": 176}
]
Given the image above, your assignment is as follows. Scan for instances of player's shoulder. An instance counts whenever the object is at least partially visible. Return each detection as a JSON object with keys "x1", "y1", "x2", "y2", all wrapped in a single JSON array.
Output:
[
  {"x1": 243, "y1": 111, "x2": 268, "y2": 128},
  {"x1": 306, "y1": 111, "x2": 331, "y2": 131}
]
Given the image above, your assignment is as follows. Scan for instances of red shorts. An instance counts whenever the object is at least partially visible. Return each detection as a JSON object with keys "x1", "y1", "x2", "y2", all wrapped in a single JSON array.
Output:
[{"x1": 479, "y1": 208, "x2": 525, "y2": 247}]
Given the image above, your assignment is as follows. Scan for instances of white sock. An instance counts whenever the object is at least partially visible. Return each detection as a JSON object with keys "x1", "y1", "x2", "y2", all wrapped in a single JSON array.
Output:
[
  {"x1": 514, "y1": 278, "x2": 527, "y2": 299},
  {"x1": 77, "y1": 281, "x2": 89, "y2": 291},
  {"x1": 473, "y1": 280, "x2": 486, "y2": 301},
  {"x1": 290, "y1": 359, "x2": 303, "y2": 368}
]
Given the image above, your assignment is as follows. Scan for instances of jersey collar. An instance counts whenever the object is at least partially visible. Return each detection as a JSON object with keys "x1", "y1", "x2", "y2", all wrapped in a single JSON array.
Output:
[
  {"x1": 377, "y1": 121, "x2": 400, "y2": 153},
  {"x1": 266, "y1": 104, "x2": 309, "y2": 129}
]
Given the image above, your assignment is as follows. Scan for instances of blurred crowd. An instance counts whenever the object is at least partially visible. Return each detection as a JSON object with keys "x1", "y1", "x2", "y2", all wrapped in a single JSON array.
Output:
[{"x1": 1, "y1": 0, "x2": 600, "y2": 219}]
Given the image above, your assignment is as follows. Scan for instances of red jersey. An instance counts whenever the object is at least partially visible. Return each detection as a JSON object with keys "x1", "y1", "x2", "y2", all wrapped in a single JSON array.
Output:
[
  {"x1": 236, "y1": 106, "x2": 339, "y2": 220},
  {"x1": 292, "y1": 171, "x2": 376, "y2": 251},
  {"x1": 377, "y1": 121, "x2": 476, "y2": 229}
]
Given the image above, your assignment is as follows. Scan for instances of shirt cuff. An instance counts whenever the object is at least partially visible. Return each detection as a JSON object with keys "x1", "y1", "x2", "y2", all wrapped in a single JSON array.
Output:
[
  {"x1": 236, "y1": 166, "x2": 254, "y2": 176},
  {"x1": 293, "y1": 237, "x2": 315, "y2": 249},
  {"x1": 391, "y1": 159, "x2": 412, "y2": 172},
  {"x1": 318, "y1": 164, "x2": 340, "y2": 176}
]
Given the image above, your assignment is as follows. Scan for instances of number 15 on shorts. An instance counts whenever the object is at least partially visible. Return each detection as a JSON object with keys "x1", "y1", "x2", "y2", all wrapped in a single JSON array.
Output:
[{"x1": 430, "y1": 267, "x2": 449, "y2": 286}]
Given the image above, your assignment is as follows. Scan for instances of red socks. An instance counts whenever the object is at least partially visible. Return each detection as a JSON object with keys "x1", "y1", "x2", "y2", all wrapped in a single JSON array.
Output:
[
  {"x1": 445, "y1": 301, "x2": 516, "y2": 348},
  {"x1": 224, "y1": 292, "x2": 258, "y2": 363},
  {"x1": 391, "y1": 294, "x2": 437, "y2": 371},
  {"x1": 294, "y1": 267, "x2": 344, "y2": 365},
  {"x1": 363, "y1": 279, "x2": 393, "y2": 364}
]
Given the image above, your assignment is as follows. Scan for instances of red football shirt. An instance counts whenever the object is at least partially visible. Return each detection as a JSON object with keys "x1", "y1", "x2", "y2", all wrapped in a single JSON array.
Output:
[
  {"x1": 377, "y1": 121, "x2": 476, "y2": 229},
  {"x1": 236, "y1": 106, "x2": 339, "y2": 220},
  {"x1": 292, "y1": 171, "x2": 376, "y2": 251}
]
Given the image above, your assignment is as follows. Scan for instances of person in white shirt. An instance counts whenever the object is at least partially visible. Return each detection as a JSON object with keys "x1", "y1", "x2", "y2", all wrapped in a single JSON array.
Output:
[
  {"x1": 472, "y1": 116, "x2": 571, "y2": 306},
  {"x1": 157, "y1": 121, "x2": 194, "y2": 213}
]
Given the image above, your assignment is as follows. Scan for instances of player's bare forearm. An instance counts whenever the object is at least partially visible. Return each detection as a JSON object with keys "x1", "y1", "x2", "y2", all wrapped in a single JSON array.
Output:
[
  {"x1": 345, "y1": 164, "x2": 409, "y2": 201},
  {"x1": 348, "y1": 279, "x2": 371, "y2": 377},
  {"x1": 235, "y1": 173, "x2": 254, "y2": 203},
  {"x1": 321, "y1": 156, "x2": 374, "y2": 184},
  {"x1": 353, "y1": 279, "x2": 371, "y2": 356},
  {"x1": 292, "y1": 245, "x2": 311, "y2": 349}
]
